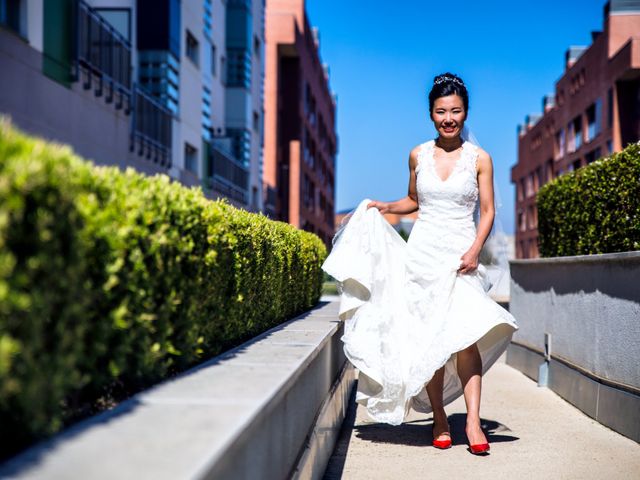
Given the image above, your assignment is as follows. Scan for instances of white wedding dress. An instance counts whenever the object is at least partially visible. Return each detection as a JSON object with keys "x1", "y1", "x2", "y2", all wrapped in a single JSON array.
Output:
[{"x1": 322, "y1": 139, "x2": 518, "y2": 425}]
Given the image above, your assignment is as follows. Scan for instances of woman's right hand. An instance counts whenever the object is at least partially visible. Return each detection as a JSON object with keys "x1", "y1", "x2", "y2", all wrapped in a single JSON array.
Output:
[{"x1": 367, "y1": 200, "x2": 391, "y2": 214}]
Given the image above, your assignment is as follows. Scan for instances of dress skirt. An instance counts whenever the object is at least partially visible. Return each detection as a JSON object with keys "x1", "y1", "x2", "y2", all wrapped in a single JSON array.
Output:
[{"x1": 322, "y1": 198, "x2": 518, "y2": 425}]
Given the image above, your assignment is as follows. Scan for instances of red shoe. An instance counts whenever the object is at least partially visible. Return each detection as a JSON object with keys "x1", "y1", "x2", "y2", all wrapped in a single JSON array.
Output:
[
  {"x1": 433, "y1": 437, "x2": 452, "y2": 449},
  {"x1": 432, "y1": 432, "x2": 452, "y2": 449},
  {"x1": 469, "y1": 442, "x2": 490, "y2": 454}
]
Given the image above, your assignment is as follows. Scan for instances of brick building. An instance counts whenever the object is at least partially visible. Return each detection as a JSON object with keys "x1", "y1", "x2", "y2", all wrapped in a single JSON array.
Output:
[
  {"x1": 511, "y1": 0, "x2": 640, "y2": 258},
  {"x1": 264, "y1": 0, "x2": 337, "y2": 248}
]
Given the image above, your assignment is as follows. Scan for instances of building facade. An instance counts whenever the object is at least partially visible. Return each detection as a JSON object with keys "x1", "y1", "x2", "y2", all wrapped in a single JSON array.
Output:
[
  {"x1": 0, "y1": 0, "x2": 265, "y2": 211},
  {"x1": 511, "y1": 0, "x2": 640, "y2": 259},
  {"x1": 264, "y1": 0, "x2": 337, "y2": 247}
]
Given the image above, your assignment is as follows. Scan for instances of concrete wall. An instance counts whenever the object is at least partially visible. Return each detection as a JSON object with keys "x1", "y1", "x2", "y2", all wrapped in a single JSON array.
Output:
[{"x1": 507, "y1": 251, "x2": 640, "y2": 442}]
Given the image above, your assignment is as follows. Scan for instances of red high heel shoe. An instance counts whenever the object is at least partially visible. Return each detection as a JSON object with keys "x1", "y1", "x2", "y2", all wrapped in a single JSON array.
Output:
[
  {"x1": 432, "y1": 432, "x2": 452, "y2": 449},
  {"x1": 469, "y1": 442, "x2": 490, "y2": 454},
  {"x1": 467, "y1": 428, "x2": 490, "y2": 454}
]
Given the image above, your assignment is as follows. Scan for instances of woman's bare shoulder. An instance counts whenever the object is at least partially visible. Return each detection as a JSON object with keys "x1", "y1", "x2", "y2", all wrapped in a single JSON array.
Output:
[
  {"x1": 408, "y1": 144, "x2": 424, "y2": 168},
  {"x1": 474, "y1": 146, "x2": 493, "y2": 171}
]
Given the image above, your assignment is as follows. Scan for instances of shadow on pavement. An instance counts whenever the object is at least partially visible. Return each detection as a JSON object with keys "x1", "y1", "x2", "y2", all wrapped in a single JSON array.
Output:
[{"x1": 352, "y1": 412, "x2": 519, "y2": 447}]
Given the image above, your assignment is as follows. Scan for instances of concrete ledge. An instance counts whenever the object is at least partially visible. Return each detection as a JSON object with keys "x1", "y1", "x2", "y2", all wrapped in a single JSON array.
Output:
[
  {"x1": 506, "y1": 342, "x2": 640, "y2": 443},
  {"x1": 510, "y1": 250, "x2": 640, "y2": 397},
  {"x1": 0, "y1": 300, "x2": 353, "y2": 479},
  {"x1": 291, "y1": 362, "x2": 355, "y2": 479}
]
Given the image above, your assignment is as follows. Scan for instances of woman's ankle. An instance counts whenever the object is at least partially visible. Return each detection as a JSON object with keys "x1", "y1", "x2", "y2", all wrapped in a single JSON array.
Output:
[
  {"x1": 465, "y1": 418, "x2": 482, "y2": 430},
  {"x1": 433, "y1": 409, "x2": 448, "y2": 422}
]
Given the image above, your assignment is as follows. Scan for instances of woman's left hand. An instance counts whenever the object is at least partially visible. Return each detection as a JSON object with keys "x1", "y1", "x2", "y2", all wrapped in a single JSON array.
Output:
[{"x1": 458, "y1": 248, "x2": 480, "y2": 274}]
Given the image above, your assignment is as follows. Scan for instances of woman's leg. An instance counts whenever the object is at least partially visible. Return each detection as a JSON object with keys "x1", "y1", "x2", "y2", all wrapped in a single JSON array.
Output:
[
  {"x1": 426, "y1": 366, "x2": 450, "y2": 440},
  {"x1": 456, "y1": 343, "x2": 488, "y2": 445}
]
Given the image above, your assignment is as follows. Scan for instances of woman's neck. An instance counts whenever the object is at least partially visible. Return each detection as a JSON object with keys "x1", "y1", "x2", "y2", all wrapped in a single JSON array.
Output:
[{"x1": 435, "y1": 135, "x2": 463, "y2": 152}]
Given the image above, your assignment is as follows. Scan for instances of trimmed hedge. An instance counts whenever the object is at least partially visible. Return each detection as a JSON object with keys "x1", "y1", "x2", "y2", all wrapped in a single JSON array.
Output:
[
  {"x1": 0, "y1": 119, "x2": 326, "y2": 459},
  {"x1": 537, "y1": 142, "x2": 640, "y2": 257}
]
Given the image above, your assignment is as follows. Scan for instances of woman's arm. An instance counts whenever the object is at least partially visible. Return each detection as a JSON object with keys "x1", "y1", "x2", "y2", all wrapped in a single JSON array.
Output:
[
  {"x1": 459, "y1": 149, "x2": 496, "y2": 273},
  {"x1": 367, "y1": 146, "x2": 421, "y2": 214}
]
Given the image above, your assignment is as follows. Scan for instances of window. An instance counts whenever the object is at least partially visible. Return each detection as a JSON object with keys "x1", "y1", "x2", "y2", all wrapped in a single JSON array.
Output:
[
  {"x1": 518, "y1": 211, "x2": 525, "y2": 231},
  {"x1": 211, "y1": 44, "x2": 217, "y2": 76},
  {"x1": 0, "y1": 0, "x2": 24, "y2": 36},
  {"x1": 518, "y1": 178, "x2": 525, "y2": 201},
  {"x1": 95, "y1": 8, "x2": 131, "y2": 41},
  {"x1": 573, "y1": 116, "x2": 582, "y2": 151},
  {"x1": 545, "y1": 159, "x2": 554, "y2": 182},
  {"x1": 535, "y1": 166, "x2": 544, "y2": 191},
  {"x1": 253, "y1": 110, "x2": 260, "y2": 133},
  {"x1": 253, "y1": 35, "x2": 261, "y2": 58},
  {"x1": 606, "y1": 139, "x2": 613, "y2": 154},
  {"x1": 572, "y1": 158, "x2": 582, "y2": 171},
  {"x1": 555, "y1": 129, "x2": 565, "y2": 160},
  {"x1": 185, "y1": 143, "x2": 198, "y2": 173},
  {"x1": 252, "y1": 186, "x2": 258, "y2": 209},
  {"x1": 527, "y1": 205, "x2": 535, "y2": 229},
  {"x1": 585, "y1": 148, "x2": 601, "y2": 164},
  {"x1": 586, "y1": 99, "x2": 601, "y2": 142},
  {"x1": 186, "y1": 30, "x2": 199, "y2": 66},
  {"x1": 226, "y1": 48, "x2": 251, "y2": 88},
  {"x1": 526, "y1": 174, "x2": 534, "y2": 198},
  {"x1": 138, "y1": 51, "x2": 180, "y2": 114},
  {"x1": 220, "y1": 56, "x2": 226, "y2": 85}
]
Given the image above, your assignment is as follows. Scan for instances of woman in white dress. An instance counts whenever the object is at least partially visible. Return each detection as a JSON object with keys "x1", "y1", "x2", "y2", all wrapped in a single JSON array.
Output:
[{"x1": 322, "y1": 73, "x2": 518, "y2": 455}]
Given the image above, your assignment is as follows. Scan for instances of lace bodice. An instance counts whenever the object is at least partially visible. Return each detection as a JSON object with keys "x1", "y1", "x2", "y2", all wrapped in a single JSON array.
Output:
[{"x1": 415, "y1": 140, "x2": 480, "y2": 224}]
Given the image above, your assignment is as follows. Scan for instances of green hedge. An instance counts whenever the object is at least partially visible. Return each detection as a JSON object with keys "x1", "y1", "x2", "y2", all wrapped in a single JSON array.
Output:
[
  {"x1": 537, "y1": 142, "x2": 640, "y2": 257},
  {"x1": 0, "y1": 119, "x2": 326, "y2": 459}
]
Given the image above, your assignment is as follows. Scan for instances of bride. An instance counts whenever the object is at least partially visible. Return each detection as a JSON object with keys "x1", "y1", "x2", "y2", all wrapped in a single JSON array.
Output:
[{"x1": 322, "y1": 73, "x2": 518, "y2": 455}]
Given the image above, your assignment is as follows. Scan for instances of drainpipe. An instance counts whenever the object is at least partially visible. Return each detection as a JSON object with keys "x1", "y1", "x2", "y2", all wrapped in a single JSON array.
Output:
[{"x1": 538, "y1": 332, "x2": 551, "y2": 387}]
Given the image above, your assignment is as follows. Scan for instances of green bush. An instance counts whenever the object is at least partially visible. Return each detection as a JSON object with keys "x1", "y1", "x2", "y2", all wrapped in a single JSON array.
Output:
[
  {"x1": 0, "y1": 119, "x2": 326, "y2": 459},
  {"x1": 537, "y1": 142, "x2": 640, "y2": 257}
]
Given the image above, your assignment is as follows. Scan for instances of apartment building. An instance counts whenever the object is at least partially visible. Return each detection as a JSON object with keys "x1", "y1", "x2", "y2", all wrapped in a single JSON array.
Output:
[
  {"x1": 264, "y1": 0, "x2": 337, "y2": 247},
  {"x1": 511, "y1": 0, "x2": 640, "y2": 259},
  {"x1": 0, "y1": 0, "x2": 265, "y2": 211}
]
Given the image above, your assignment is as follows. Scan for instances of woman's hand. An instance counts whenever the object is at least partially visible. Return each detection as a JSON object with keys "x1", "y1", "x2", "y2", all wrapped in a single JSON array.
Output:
[
  {"x1": 367, "y1": 200, "x2": 391, "y2": 214},
  {"x1": 458, "y1": 247, "x2": 480, "y2": 274}
]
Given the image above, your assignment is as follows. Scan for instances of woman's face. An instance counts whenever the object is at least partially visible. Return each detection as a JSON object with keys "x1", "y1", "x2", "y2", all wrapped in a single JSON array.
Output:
[{"x1": 431, "y1": 94, "x2": 466, "y2": 140}]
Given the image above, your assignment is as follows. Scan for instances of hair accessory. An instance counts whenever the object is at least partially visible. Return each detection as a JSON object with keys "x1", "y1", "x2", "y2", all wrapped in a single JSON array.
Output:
[{"x1": 434, "y1": 75, "x2": 465, "y2": 87}]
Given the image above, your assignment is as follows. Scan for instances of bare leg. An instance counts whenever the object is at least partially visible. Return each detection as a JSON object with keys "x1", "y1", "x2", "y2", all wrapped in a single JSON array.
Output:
[
  {"x1": 425, "y1": 366, "x2": 450, "y2": 441},
  {"x1": 456, "y1": 343, "x2": 488, "y2": 445}
]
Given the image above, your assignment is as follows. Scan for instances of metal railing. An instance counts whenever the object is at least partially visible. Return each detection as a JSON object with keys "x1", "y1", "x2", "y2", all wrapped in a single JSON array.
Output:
[
  {"x1": 130, "y1": 85, "x2": 173, "y2": 167},
  {"x1": 73, "y1": 0, "x2": 132, "y2": 110},
  {"x1": 205, "y1": 141, "x2": 249, "y2": 204}
]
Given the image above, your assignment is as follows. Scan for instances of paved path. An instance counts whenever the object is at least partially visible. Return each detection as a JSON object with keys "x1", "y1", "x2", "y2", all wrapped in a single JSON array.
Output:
[{"x1": 323, "y1": 355, "x2": 640, "y2": 480}]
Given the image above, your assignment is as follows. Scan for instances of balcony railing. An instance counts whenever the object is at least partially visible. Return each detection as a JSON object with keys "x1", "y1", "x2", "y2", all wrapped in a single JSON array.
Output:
[
  {"x1": 205, "y1": 139, "x2": 249, "y2": 204},
  {"x1": 131, "y1": 85, "x2": 173, "y2": 167},
  {"x1": 73, "y1": 0, "x2": 132, "y2": 111}
]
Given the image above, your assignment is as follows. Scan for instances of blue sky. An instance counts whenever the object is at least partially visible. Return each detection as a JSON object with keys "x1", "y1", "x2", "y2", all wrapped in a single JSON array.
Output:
[{"x1": 305, "y1": 0, "x2": 606, "y2": 233}]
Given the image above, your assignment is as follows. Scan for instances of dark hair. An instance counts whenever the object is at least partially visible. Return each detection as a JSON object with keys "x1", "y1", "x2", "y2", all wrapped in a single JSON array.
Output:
[{"x1": 428, "y1": 72, "x2": 469, "y2": 115}]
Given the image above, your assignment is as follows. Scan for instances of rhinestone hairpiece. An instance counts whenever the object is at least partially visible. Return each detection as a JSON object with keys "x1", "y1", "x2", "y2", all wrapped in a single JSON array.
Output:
[{"x1": 434, "y1": 76, "x2": 465, "y2": 87}]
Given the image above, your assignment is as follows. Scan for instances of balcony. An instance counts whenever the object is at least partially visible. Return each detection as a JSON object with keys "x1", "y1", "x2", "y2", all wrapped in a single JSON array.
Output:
[
  {"x1": 73, "y1": 0, "x2": 132, "y2": 111},
  {"x1": 130, "y1": 86, "x2": 173, "y2": 167},
  {"x1": 204, "y1": 138, "x2": 249, "y2": 204}
]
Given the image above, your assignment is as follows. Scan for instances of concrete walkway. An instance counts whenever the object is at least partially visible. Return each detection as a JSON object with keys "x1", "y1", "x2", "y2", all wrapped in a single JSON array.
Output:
[{"x1": 323, "y1": 355, "x2": 640, "y2": 479}]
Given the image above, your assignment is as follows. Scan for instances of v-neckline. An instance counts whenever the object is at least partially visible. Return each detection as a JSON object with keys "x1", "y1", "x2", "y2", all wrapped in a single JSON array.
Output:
[{"x1": 430, "y1": 140, "x2": 466, "y2": 183}]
